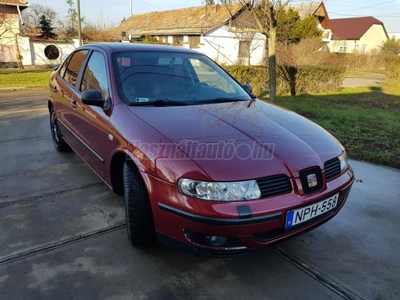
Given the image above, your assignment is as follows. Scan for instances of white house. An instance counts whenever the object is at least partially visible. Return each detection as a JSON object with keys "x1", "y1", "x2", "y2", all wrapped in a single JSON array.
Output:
[
  {"x1": 117, "y1": 3, "x2": 266, "y2": 66},
  {"x1": 328, "y1": 17, "x2": 389, "y2": 53}
]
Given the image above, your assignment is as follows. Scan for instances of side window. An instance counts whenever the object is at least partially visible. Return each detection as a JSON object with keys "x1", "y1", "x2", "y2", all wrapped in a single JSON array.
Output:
[
  {"x1": 80, "y1": 51, "x2": 109, "y2": 99},
  {"x1": 63, "y1": 50, "x2": 88, "y2": 87}
]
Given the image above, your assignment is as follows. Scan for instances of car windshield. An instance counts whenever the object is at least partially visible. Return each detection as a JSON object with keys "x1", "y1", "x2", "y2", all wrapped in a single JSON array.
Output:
[{"x1": 112, "y1": 51, "x2": 252, "y2": 105}]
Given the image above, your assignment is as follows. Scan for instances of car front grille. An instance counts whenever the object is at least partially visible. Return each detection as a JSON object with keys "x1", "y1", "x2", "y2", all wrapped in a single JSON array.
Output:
[
  {"x1": 324, "y1": 157, "x2": 341, "y2": 180},
  {"x1": 299, "y1": 166, "x2": 323, "y2": 194},
  {"x1": 256, "y1": 175, "x2": 292, "y2": 198}
]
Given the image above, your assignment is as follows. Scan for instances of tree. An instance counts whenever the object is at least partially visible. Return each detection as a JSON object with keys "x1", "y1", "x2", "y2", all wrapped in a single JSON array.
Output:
[
  {"x1": 381, "y1": 36, "x2": 400, "y2": 56},
  {"x1": 38, "y1": 15, "x2": 56, "y2": 39},
  {"x1": 277, "y1": 8, "x2": 321, "y2": 44},
  {"x1": 21, "y1": 4, "x2": 58, "y2": 36},
  {"x1": 216, "y1": 0, "x2": 289, "y2": 102}
]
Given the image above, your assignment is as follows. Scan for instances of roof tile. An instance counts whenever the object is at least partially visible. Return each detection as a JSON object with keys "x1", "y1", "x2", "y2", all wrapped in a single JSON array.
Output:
[
  {"x1": 0, "y1": 0, "x2": 28, "y2": 6},
  {"x1": 331, "y1": 16, "x2": 388, "y2": 40},
  {"x1": 120, "y1": 3, "x2": 245, "y2": 35}
]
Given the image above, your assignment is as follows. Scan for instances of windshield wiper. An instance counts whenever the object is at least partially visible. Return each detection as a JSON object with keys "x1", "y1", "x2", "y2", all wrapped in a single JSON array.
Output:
[
  {"x1": 198, "y1": 98, "x2": 247, "y2": 104},
  {"x1": 129, "y1": 99, "x2": 189, "y2": 106}
]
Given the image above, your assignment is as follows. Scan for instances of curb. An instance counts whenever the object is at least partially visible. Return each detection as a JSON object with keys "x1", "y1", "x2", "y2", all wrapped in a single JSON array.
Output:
[{"x1": 0, "y1": 87, "x2": 47, "y2": 93}]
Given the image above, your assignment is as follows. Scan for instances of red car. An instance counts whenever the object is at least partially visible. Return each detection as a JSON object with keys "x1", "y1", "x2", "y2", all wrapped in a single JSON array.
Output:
[{"x1": 48, "y1": 43, "x2": 354, "y2": 256}]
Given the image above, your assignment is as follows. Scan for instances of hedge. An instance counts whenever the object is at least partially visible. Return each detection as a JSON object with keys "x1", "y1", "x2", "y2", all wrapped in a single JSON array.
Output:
[
  {"x1": 225, "y1": 65, "x2": 346, "y2": 96},
  {"x1": 385, "y1": 57, "x2": 400, "y2": 85}
]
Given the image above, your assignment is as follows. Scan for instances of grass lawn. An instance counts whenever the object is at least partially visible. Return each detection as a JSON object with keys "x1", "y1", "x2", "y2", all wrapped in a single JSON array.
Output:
[
  {"x1": 0, "y1": 71, "x2": 51, "y2": 88},
  {"x1": 274, "y1": 86, "x2": 400, "y2": 170}
]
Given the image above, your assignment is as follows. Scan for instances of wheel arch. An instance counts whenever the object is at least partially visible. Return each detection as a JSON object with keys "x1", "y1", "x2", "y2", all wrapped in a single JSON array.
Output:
[{"x1": 110, "y1": 150, "x2": 144, "y2": 196}]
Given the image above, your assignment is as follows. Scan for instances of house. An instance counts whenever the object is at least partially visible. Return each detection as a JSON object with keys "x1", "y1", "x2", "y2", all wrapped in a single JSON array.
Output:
[
  {"x1": 0, "y1": 0, "x2": 28, "y2": 67},
  {"x1": 328, "y1": 17, "x2": 389, "y2": 53},
  {"x1": 289, "y1": 1, "x2": 334, "y2": 42},
  {"x1": 117, "y1": 3, "x2": 266, "y2": 66}
]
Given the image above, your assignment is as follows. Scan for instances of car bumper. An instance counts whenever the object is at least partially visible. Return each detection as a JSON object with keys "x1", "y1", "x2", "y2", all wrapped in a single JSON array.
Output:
[{"x1": 147, "y1": 168, "x2": 354, "y2": 256}]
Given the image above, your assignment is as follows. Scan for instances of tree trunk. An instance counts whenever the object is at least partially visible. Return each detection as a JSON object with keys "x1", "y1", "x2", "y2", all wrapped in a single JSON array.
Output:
[{"x1": 268, "y1": 26, "x2": 277, "y2": 102}]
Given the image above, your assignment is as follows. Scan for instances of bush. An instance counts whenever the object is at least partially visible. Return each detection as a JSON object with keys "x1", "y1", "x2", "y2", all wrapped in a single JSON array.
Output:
[
  {"x1": 225, "y1": 64, "x2": 346, "y2": 96},
  {"x1": 385, "y1": 56, "x2": 400, "y2": 85}
]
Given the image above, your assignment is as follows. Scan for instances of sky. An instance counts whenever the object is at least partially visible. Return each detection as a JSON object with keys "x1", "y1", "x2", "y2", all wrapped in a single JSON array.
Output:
[{"x1": 28, "y1": 0, "x2": 400, "y2": 33}]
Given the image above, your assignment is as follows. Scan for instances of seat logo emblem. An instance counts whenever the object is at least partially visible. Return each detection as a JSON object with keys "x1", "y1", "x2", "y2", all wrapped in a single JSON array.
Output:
[{"x1": 307, "y1": 174, "x2": 318, "y2": 188}]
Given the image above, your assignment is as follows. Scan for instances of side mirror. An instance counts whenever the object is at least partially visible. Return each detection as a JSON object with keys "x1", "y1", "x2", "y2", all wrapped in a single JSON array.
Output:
[
  {"x1": 82, "y1": 90, "x2": 105, "y2": 108},
  {"x1": 242, "y1": 84, "x2": 253, "y2": 94}
]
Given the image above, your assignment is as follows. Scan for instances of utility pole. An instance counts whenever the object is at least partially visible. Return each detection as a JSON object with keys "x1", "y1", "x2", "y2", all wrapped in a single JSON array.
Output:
[
  {"x1": 130, "y1": 0, "x2": 132, "y2": 15},
  {"x1": 77, "y1": 0, "x2": 82, "y2": 46}
]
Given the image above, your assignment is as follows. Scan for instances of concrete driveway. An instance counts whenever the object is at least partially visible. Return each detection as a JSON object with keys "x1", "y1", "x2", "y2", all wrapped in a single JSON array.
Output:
[{"x1": 0, "y1": 89, "x2": 399, "y2": 300}]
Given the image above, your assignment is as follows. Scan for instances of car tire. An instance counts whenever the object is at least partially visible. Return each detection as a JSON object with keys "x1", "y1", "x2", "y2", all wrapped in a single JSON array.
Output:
[
  {"x1": 50, "y1": 107, "x2": 71, "y2": 152},
  {"x1": 123, "y1": 160, "x2": 156, "y2": 247}
]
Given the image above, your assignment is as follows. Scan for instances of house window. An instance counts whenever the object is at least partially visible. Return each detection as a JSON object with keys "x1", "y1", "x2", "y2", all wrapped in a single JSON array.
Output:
[
  {"x1": 361, "y1": 45, "x2": 367, "y2": 54},
  {"x1": 173, "y1": 36, "x2": 183, "y2": 46},
  {"x1": 238, "y1": 40, "x2": 251, "y2": 58},
  {"x1": 188, "y1": 35, "x2": 200, "y2": 48},
  {"x1": 339, "y1": 46, "x2": 347, "y2": 53},
  {"x1": 44, "y1": 45, "x2": 60, "y2": 60}
]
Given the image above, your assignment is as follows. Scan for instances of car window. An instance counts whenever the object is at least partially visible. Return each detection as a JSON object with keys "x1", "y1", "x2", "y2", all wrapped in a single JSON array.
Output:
[
  {"x1": 63, "y1": 50, "x2": 88, "y2": 87},
  {"x1": 80, "y1": 51, "x2": 109, "y2": 99},
  {"x1": 188, "y1": 58, "x2": 236, "y2": 94},
  {"x1": 58, "y1": 56, "x2": 70, "y2": 78}
]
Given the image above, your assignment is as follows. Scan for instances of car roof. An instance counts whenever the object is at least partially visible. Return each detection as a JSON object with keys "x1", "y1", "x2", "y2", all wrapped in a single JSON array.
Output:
[{"x1": 78, "y1": 42, "x2": 201, "y2": 55}]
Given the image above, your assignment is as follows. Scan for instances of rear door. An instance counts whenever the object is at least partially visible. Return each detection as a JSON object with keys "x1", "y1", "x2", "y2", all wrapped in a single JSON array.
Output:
[
  {"x1": 54, "y1": 49, "x2": 89, "y2": 152},
  {"x1": 74, "y1": 50, "x2": 112, "y2": 178}
]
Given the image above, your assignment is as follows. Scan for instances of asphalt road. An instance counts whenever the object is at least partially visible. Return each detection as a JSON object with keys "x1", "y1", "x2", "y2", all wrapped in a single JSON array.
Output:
[
  {"x1": 342, "y1": 73, "x2": 385, "y2": 88},
  {"x1": 0, "y1": 89, "x2": 399, "y2": 300}
]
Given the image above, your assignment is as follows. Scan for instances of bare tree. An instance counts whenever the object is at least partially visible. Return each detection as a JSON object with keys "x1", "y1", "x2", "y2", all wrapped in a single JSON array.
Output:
[{"x1": 215, "y1": 0, "x2": 289, "y2": 102}]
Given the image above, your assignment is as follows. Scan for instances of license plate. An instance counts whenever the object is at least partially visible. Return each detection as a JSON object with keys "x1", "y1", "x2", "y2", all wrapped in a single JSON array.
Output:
[{"x1": 285, "y1": 194, "x2": 339, "y2": 229}]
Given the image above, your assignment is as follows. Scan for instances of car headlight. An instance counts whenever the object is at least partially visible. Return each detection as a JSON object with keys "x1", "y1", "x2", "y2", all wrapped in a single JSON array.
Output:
[
  {"x1": 338, "y1": 152, "x2": 349, "y2": 172},
  {"x1": 178, "y1": 178, "x2": 261, "y2": 201}
]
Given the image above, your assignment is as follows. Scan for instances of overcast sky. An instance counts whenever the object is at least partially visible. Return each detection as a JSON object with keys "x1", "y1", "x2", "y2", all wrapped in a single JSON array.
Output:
[{"x1": 28, "y1": 0, "x2": 400, "y2": 33}]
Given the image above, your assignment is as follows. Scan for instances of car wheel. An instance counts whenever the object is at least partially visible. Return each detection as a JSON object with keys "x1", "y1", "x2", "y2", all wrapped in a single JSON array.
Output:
[
  {"x1": 50, "y1": 107, "x2": 71, "y2": 152},
  {"x1": 123, "y1": 160, "x2": 156, "y2": 247}
]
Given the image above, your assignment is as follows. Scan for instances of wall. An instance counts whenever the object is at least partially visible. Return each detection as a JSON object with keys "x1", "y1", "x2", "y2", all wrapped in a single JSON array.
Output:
[
  {"x1": 198, "y1": 25, "x2": 265, "y2": 65},
  {"x1": 358, "y1": 24, "x2": 388, "y2": 52},
  {"x1": 18, "y1": 37, "x2": 78, "y2": 66},
  {"x1": 0, "y1": 6, "x2": 20, "y2": 67}
]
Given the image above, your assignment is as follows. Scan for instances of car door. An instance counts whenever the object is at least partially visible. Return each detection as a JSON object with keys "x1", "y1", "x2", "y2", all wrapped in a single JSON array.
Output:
[
  {"x1": 53, "y1": 49, "x2": 89, "y2": 152},
  {"x1": 74, "y1": 50, "x2": 112, "y2": 179}
]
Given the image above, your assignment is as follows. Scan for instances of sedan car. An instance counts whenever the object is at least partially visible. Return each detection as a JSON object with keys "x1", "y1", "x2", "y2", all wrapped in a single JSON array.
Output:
[{"x1": 48, "y1": 43, "x2": 354, "y2": 256}]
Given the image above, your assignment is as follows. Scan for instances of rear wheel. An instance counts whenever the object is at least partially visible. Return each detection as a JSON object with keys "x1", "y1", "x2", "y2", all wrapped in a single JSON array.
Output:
[
  {"x1": 123, "y1": 160, "x2": 156, "y2": 247},
  {"x1": 50, "y1": 107, "x2": 71, "y2": 152}
]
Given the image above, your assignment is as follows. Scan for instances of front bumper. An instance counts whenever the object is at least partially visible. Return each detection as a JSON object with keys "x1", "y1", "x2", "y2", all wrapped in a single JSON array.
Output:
[{"x1": 147, "y1": 167, "x2": 354, "y2": 256}]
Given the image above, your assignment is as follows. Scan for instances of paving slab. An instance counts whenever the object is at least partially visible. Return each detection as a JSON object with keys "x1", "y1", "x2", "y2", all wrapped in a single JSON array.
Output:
[
  {"x1": 279, "y1": 160, "x2": 400, "y2": 300},
  {"x1": 0, "y1": 89, "x2": 100, "y2": 202},
  {"x1": 0, "y1": 184, "x2": 124, "y2": 261},
  {"x1": 0, "y1": 229, "x2": 343, "y2": 300}
]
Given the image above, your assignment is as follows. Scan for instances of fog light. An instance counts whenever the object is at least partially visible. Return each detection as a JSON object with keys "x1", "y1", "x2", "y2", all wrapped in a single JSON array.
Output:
[{"x1": 209, "y1": 236, "x2": 227, "y2": 247}]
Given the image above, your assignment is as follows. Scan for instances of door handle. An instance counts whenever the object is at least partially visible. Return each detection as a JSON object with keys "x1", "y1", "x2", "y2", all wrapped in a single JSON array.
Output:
[{"x1": 72, "y1": 101, "x2": 77, "y2": 110}]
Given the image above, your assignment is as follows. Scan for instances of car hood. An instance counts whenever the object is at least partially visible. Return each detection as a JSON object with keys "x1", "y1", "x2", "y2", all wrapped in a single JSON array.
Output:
[{"x1": 127, "y1": 100, "x2": 343, "y2": 181}]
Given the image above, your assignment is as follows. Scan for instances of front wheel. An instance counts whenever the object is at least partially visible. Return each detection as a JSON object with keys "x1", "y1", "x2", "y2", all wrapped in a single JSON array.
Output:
[
  {"x1": 123, "y1": 160, "x2": 156, "y2": 247},
  {"x1": 50, "y1": 107, "x2": 71, "y2": 152}
]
